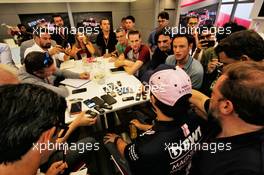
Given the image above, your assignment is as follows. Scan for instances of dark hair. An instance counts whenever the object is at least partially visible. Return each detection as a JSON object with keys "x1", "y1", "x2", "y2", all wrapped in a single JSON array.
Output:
[
  {"x1": 216, "y1": 22, "x2": 246, "y2": 42},
  {"x1": 115, "y1": 28, "x2": 125, "y2": 33},
  {"x1": 17, "y1": 24, "x2": 26, "y2": 30},
  {"x1": 0, "y1": 83, "x2": 67, "y2": 164},
  {"x1": 154, "y1": 28, "x2": 171, "y2": 44},
  {"x1": 126, "y1": 15, "x2": 135, "y2": 23},
  {"x1": 52, "y1": 14, "x2": 63, "y2": 20},
  {"x1": 24, "y1": 51, "x2": 54, "y2": 74},
  {"x1": 121, "y1": 17, "x2": 126, "y2": 22},
  {"x1": 186, "y1": 15, "x2": 199, "y2": 24},
  {"x1": 100, "y1": 18, "x2": 110, "y2": 25},
  {"x1": 215, "y1": 30, "x2": 264, "y2": 61},
  {"x1": 128, "y1": 30, "x2": 141, "y2": 38},
  {"x1": 219, "y1": 61, "x2": 264, "y2": 125},
  {"x1": 154, "y1": 94, "x2": 192, "y2": 120},
  {"x1": 76, "y1": 22, "x2": 84, "y2": 28},
  {"x1": 158, "y1": 11, "x2": 169, "y2": 20},
  {"x1": 172, "y1": 33, "x2": 195, "y2": 46}
]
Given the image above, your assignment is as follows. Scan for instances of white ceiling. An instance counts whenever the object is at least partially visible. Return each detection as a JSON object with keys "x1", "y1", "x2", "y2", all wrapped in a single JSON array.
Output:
[{"x1": 0, "y1": 0, "x2": 136, "y2": 3}]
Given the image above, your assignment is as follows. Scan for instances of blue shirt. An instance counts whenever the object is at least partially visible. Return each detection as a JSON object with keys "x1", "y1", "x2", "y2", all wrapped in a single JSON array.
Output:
[{"x1": 165, "y1": 55, "x2": 204, "y2": 89}]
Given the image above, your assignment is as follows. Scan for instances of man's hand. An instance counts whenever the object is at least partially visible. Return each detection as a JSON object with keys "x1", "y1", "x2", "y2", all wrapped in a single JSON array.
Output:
[
  {"x1": 207, "y1": 58, "x2": 220, "y2": 73},
  {"x1": 68, "y1": 47, "x2": 81, "y2": 57},
  {"x1": 79, "y1": 72, "x2": 90, "y2": 79},
  {"x1": 118, "y1": 54, "x2": 125, "y2": 60},
  {"x1": 109, "y1": 56, "x2": 117, "y2": 62},
  {"x1": 103, "y1": 133, "x2": 120, "y2": 144},
  {"x1": 197, "y1": 39, "x2": 209, "y2": 50},
  {"x1": 130, "y1": 119, "x2": 142, "y2": 129},
  {"x1": 130, "y1": 119, "x2": 152, "y2": 131},
  {"x1": 74, "y1": 112, "x2": 97, "y2": 127},
  {"x1": 49, "y1": 45, "x2": 64, "y2": 56},
  {"x1": 103, "y1": 53, "x2": 112, "y2": 58},
  {"x1": 45, "y1": 161, "x2": 68, "y2": 175}
]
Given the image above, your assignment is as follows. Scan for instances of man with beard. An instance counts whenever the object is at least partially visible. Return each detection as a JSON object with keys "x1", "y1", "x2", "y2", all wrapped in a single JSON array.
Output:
[
  {"x1": 150, "y1": 28, "x2": 173, "y2": 70},
  {"x1": 25, "y1": 28, "x2": 70, "y2": 67},
  {"x1": 189, "y1": 61, "x2": 264, "y2": 175},
  {"x1": 51, "y1": 14, "x2": 75, "y2": 48}
]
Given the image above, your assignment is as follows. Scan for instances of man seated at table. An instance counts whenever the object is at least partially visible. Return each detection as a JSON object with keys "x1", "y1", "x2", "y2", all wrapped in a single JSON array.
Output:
[
  {"x1": 104, "y1": 66, "x2": 205, "y2": 175},
  {"x1": 150, "y1": 29, "x2": 173, "y2": 70},
  {"x1": 96, "y1": 18, "x2": 117, "y2": 57},
  {"x1": 24, "y1": 27, "x2": 70, "y2": 67},
  {"x1": 18, "y1": 51, "x2": 89, "y2": 97},
  {"x1": 114, "y1": 28, "x2": 128, "y2": 56},
  {"x1": 114, "y1": 30, "x2": 150, "y2": 79}
]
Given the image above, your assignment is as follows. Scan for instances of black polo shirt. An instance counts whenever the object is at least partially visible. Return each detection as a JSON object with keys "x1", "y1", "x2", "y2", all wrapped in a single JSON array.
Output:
[
  {"x1": 96, "y1": 31, "x2": 117, "y2": 55},
  {"x1": 124, "y1": 114, "x2": 205, "y2": 175},
  {"x1": 51, "y1": 26, "x2": 75, "y2": 48},
  {"x1": 189, "y1": 128, "x2": 264, "y2": 175},
  {"x1": 188, "y1": 99, "x2": 264, "y2": 175},
  {"x1": 150, "y1": 47, "x2": 173, "y2": 70}
]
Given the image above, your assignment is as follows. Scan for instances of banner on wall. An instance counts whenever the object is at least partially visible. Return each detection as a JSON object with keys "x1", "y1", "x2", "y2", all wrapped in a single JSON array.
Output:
[
  {"x1": 179, "y1": 3, "x2": 219, "y2": 27},
  {"x1": 180, "y1": 0, "x2": 206, "y2": 8},
  {"x1": 19, "y1": 11, "x2": 112, "y2": 32}
]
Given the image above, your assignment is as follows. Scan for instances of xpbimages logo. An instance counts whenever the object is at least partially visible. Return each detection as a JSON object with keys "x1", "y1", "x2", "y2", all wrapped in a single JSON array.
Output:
[
  {"x1": 32, "y1": 25, "x2": 100, "y2": 36},
  {"x1": 163, "y1": 24, "x2": 232, "y2": 37},
  {"x1": 32, "y1": 141, "x2": 100, "y2": 154}
]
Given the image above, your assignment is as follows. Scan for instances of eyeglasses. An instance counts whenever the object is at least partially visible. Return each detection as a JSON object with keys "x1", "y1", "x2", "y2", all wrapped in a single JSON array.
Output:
[{"x1": 43, "y1": 52, "x2": 53, "y2": 67}]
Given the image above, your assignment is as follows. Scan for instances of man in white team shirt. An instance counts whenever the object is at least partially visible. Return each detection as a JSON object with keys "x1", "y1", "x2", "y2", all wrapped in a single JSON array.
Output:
[{"x1": 24, "y1": 27, "x2": 70, "y2": 67}]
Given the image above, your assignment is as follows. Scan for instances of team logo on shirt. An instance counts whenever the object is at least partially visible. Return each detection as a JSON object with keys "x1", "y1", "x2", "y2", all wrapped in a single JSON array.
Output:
[
  {"x1": 166, "y1": 126, "x2": 202, "y2": 160},
  {"x1": 181, "y1": 123, "x2": 190, "y2": 137}
]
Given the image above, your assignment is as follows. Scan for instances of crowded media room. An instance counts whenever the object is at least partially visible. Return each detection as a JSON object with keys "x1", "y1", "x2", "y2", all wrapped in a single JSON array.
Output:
[{"x1": 0, "y1": 0, "x2": 264, "y2": 175}]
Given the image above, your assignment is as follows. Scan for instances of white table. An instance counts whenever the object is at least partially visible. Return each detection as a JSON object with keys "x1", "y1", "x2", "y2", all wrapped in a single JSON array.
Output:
[{"x1": 63, "y1": 58, "x2": 149, "y2": 124}]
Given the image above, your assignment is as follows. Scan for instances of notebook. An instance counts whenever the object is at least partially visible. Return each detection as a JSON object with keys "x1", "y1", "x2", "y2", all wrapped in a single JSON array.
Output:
[{"x1": 60, "y1": 79, "x2": 90, "y2": 88}]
